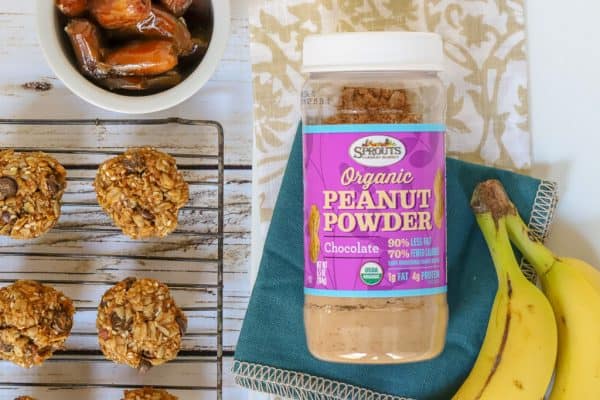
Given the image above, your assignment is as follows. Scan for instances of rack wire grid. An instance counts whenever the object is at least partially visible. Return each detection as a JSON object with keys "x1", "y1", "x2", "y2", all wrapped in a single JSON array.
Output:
[{"x1": 0, "y1": 118, "x2": 225, "y2": 400}]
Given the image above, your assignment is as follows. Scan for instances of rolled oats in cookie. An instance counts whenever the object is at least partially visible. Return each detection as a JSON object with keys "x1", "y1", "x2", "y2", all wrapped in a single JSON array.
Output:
[
  {"x1": 0, "y1": 280, "x2": 75, "y2": 368},
  {"x1": 94, "y1": 148, "x2": 189, "y2": 239},
  {"x1": 97, "y1": 277, "x2": 187, "y2": 371},
  {"x1": 122, "y1": 388, "x2": 178, "y2": 400},
  {"x1": 0, "y1": 150, "x2": 67, "y2": 239}
]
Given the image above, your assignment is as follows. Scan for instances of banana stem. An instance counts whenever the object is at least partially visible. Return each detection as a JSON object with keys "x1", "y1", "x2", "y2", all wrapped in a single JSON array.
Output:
[
  {"x1": 505, "y1": 214, "x2": 556, "y2": 276},
  {"x1": 474, "y1": 212, "x2": 524, "y2": 284},
  {"x1": 471, "y1": 180, "x2": 556, "y2": 276}
]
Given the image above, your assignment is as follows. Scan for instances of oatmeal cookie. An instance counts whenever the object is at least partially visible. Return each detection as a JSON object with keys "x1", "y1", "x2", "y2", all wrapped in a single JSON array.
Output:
[
  {"x1": 97, "y1": 277, "x2": 187, "y2": 371},
  {"x1": 122, "y1": 388, "x2": 178, "y2": 400},
  {"x1": 0, "y1": 150, "x2": 67, "y2": 239},
  {"x1": 94, "y1": 148, "x2": 189, "y2": 239},
  {"x1": 0, "y1": 280, "x2": 75, "y2": 368}
]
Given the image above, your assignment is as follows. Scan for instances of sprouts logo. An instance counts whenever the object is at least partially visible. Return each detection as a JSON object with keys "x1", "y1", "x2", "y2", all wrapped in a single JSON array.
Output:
[{"x1": 349, "y1": 135, "x2": 406, "y2": 167}]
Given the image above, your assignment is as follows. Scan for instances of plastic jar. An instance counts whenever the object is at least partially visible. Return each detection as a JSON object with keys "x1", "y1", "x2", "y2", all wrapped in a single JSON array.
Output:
[{"x1": 301, "y1": 32, "x2": 448, "y2": 364}]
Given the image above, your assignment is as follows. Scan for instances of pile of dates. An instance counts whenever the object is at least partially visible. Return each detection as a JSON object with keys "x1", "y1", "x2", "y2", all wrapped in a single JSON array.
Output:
[{"x1": 56, "y1": 0, "x2": 209, "y2": 92}]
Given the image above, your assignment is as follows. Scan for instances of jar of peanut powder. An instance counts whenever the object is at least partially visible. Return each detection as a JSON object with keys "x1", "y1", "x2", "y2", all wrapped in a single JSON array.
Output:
[{"x1": 301, "y1": 32, "x2": 448, "y2": 364}]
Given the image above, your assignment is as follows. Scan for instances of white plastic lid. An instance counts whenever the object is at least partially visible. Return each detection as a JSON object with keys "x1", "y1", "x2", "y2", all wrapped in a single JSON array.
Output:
[{"x1": 302, "y1": 31, "x2": 444, "y2": 73}]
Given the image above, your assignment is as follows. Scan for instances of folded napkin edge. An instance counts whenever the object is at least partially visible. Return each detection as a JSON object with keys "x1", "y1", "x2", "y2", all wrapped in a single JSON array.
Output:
[
  {"x1": 518, "y1": 179, "x2": 558, "y2": 281},
  {"x1": 525, "y1": 179, "x2": 558, "y2": 241},
  {"x1": 233, "y1": 360, "x2": 415, "y2": 400}
]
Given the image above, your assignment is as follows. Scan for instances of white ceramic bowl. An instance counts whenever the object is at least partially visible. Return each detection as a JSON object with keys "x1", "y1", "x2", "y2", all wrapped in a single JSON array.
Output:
[{"x1": 36, "y1": 0, "x2": 230, "y2": 114}]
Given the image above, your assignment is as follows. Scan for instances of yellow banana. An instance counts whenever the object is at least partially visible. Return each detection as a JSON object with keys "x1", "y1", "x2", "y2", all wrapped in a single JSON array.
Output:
[
  {"x1": 452, "y1": 181, "x2": 557, "y2": 400},
  {"x1": 499, "y1": 185, "x2": 600, "y2": 399},
  {"x1": 559, "y1": 257, "x2": 600, "y2": 292}
]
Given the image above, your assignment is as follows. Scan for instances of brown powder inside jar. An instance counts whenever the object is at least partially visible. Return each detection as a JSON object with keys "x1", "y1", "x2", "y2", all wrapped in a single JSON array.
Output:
[
  {"x1": 304, "y1": 85, "x2": 448, "y2": 364},
  {"x1": 323, "y1": 87, "x2": 423, "y2": 124}
]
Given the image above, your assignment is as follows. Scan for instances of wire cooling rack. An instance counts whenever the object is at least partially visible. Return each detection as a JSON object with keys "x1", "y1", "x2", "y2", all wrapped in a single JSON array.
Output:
[{"x1": 0, "y1": 118, "x2": 224, "y2": 400}]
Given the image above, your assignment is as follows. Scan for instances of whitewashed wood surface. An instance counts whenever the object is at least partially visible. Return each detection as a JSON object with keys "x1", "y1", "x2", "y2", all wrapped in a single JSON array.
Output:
[{"x1": 0, "y1": 0, "x2": 252, "y2": 399}]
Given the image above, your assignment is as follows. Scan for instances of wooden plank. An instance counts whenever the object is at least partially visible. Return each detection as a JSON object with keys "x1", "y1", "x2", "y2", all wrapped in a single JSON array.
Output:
[
  {"x1": 0, "y1": 123, "x2": 222, "y2": 165},
  {"x1": 0, "y1": 388, "x2": 249, "y2": 400},
  {"x1": 0, "y1": 231, "x2": 249, "y2": 265},
  {"x1": 0, "y1": 256, "x2": 246, "y2": 287},
  {"x1": 0, "y1": 236, "x2": 251, "y2": 275},
  {"x1": 0, "y1": 357, "x2": 220, "y2": 387},
  {"x1": 0, "y1": 357, "x2": 246, "y2": 400},
  {"x1": 0, "y1": 389, "x2": 222, "y2": 400}
]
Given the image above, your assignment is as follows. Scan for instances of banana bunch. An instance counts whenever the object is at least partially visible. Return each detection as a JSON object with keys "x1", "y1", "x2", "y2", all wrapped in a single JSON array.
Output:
[
  {"x1": 452, "y1": 181, "x2": 557, "y2": 399},
  {"x1": 453, "y1": 179, "x2": 600, "y2": 399}
]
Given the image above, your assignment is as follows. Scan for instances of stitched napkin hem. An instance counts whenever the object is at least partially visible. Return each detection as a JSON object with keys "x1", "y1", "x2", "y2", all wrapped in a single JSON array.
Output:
[{"x1": 233, "y1": 361, "x2": 412, "y2": 400}]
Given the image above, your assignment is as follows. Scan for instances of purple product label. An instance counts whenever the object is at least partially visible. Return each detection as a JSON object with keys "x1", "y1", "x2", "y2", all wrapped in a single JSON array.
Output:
[{"x1": 303, "y1": 124, "x2": 447, "y2": 298}]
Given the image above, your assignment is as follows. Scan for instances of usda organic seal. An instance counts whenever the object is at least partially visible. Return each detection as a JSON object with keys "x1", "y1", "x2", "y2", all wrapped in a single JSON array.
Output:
[{"x1": 359, "y1": 262, "x2": 384, "y2": 286}]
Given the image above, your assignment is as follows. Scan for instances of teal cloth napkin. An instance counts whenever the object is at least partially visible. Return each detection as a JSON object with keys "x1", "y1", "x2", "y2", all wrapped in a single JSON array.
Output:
[{"x1": 233, "y1": 125, "x2": 557, "y2": 400}]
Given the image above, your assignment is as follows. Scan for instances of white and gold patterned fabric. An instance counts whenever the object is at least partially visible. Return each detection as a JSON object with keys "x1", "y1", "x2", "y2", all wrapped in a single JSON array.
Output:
[{"x1": 250, "y1": 0, "x2": 531, "y2": 249}]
